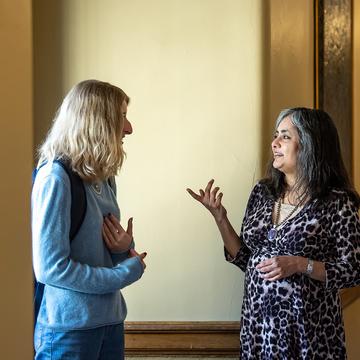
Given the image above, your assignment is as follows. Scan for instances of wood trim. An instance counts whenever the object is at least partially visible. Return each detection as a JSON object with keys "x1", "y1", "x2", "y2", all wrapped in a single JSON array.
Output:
[
  {"x1": 314, "y1": 0, "x2": 320, "y2": 109},
  {"x1": 341, "y1": 287, "x2": 360, "y2": 308},
  {"x1": 125, "y1": 321, "x2": 240, "y2": 357}
]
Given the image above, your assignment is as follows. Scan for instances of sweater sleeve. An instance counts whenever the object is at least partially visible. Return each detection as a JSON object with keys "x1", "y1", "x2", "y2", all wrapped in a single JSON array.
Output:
[
  {"x1": 32, "y1": 172, "x2": 144, "y2": 295},
  {"x1": 111, "y1": 240, "x2": 135, "y2": 265},
  {"x1": 324, "y1": 194, "x2": 360, "y2": 290}
]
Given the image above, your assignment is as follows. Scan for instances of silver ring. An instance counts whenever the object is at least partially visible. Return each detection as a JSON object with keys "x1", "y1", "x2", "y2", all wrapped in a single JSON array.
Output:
[{"x1": 116, "y1": 229, "x2": 119, "y2": 233}]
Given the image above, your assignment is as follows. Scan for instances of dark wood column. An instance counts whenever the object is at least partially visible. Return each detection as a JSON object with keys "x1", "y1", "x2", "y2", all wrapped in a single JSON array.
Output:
[{"x1": 315, "y1": 0, "x2": 353, "y2": 174}]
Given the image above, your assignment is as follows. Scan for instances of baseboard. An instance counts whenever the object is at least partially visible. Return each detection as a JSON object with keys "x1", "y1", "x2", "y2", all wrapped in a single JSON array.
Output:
[{"x1": 124, "y1": 321, "x2": 240, "y2": 357}]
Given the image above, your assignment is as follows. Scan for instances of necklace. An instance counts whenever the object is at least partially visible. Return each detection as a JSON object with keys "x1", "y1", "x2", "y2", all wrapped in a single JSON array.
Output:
[
  {"x1": 92, "y1": 182, "x2": 102, "y2": 195},
  {"x1": 267, "y1": 196, "x2": 304, "y2": 241}
]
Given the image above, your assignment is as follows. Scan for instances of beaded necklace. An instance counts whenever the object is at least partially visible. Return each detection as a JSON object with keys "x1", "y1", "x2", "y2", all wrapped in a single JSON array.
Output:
[{"x1": 267, "y1": 195, "x2": 305, "y2": 241}]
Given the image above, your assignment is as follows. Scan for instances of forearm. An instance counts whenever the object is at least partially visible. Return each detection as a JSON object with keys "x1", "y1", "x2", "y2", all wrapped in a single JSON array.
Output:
[
  {"x1": 34, "y1": 255, "x2": 144, "y2": 294},
  {"x1": 215, "y1": 214, "x2": 241, "y2": 258}
]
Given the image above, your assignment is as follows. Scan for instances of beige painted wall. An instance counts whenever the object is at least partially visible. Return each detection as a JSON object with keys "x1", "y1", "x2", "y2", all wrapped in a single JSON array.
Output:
[
  {"x1": 33, "y1": 0, "x2": 313, "y2": 323},
  {"x1": 0, "y1": 0, "x2": 33, "y2": 358},
  {"x1": 264, "y1": 0, "x2": 314, "y2": 165}
]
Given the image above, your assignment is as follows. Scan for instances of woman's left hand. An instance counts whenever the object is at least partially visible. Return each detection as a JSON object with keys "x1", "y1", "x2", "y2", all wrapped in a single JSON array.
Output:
[
  {"x1": 256, "y1": 256, "x2": 306, "y2": 281},
  {"x1": 102, "y1": 214, "x2": 133, "y2": 253}
]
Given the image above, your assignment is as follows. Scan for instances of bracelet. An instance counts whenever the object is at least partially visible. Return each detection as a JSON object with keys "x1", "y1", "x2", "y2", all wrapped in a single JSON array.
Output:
[{"x1": 305, "y1": 258, "x2": 314, "y2": 275}]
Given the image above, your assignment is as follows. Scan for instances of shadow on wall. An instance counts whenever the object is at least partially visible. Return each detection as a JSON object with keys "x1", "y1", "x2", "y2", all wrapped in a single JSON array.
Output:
[{"x1": 33, "y1": 0, "x2": 64, "y2": 161}]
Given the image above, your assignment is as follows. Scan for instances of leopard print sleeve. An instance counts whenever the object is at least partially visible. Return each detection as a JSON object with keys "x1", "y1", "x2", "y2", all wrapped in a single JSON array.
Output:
[
  {"x1": 324, "y1": 191, "x2": 360, "y2": 290},
  {"x1": 224, "y1": 183, "x2": 261, "y2": 272}
]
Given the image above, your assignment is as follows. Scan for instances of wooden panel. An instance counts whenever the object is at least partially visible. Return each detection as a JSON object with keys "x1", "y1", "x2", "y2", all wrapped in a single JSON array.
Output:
[
  {"x1": 316, "y1": 0, "x2": 359, "y2": 314},
  {"x1": 125, "y1": 322, "x2": 240, "y2": 356},
  {"x1": 315, "y1": 0, "x2": 353, "y2": 173},
  {"x1": 341, "y1": 288, "x2": 360, "y2": 309}
]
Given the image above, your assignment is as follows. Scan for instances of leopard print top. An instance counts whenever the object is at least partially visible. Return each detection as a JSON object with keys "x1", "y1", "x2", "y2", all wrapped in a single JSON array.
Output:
[{"x1": 227, "y1": 183, "x2": 360, "y2": 359}]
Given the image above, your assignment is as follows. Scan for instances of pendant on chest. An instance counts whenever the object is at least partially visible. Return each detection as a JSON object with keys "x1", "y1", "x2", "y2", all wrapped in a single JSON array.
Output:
[{"x1": 267, "y1": 227, "x2": 277, "y2": 241}]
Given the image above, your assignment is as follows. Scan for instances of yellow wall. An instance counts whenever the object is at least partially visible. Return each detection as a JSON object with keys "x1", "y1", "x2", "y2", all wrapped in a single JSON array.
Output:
[
  {"x1": 263, "y1": 0, "x2": 314, "y2": 166},
  {"x1": 0, "y1": 0, "x2": 33, "y2": 358}
]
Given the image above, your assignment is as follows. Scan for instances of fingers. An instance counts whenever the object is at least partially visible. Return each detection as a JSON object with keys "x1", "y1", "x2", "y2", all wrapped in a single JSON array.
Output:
[
  {"x1": 263, "y1": 273, "x2": 282, "y2": 281},
  {"x1": 102, "y1": 226, "x2": 115, "y2": 249},
  {"x1": 107, "y1": 214, "x2": 125, "y2": 233},
  {"x1": 256, "y1": 258, "x2": 276, "y2": 269},
  {"x1": 126, "y1": 217, "x2": 133, "y2": 237},
  {"x1": 129, "y1": 248, "x2": 147, "y2": 259},
  {"x1": 256, "y1": 263, "x2": 275, "y2": 273},
  {"x1": 209, "y1": 186, "x2": 220, "y2": 205},
  {"x1": 260, "y1": 268, "x2": 283, "y2": 281},
  {"x1": 215, "y1": 192, "x2": 223, "y2": 207},
  {"x1": 129, "y1": 248, "x2": 147, "y2": 269},
  {"x1": 187, "y1": 179, "x2": 222, "y2": 207},
  {"x1": 256, "y1": 256, "x2": 294, "y2": 281},
  {"x1": 103, "y1": 221, "x2": 116, "y2": 245},
  {"x1": 186, "y1": 188, "x2": 202, "y2": 201},
  {"x1": 139, "y1": 251, "x2": 147, "y2": 260},
  {"x1": 204, "y1": 179, "x2": 215, "y2": 194}
]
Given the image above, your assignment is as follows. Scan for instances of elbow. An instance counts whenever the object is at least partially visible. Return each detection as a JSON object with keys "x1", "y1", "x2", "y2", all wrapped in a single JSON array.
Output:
[
  {"x1": 34, "y1": 267, "x2": 55, "y2": 285},
  {"x1": 33, "y1": 258, "x2": 70, "y2": 286}
]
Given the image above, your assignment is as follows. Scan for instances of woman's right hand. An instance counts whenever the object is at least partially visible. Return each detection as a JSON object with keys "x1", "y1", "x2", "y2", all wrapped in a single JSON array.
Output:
[
  {"x1": 186, "y1": 179, "x2": 227, "y2": 223},
  {"x1": 129, "y1": 248, "x2": 147, "y2": 270}
]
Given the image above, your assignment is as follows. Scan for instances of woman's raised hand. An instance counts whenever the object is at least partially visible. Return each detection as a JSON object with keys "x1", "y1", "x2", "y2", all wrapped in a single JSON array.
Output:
[
  {"x1": 186, "y1": 179, "x2": 227, "y2": 223},
  {"x1": 102, "y1": 214, "x2": 133, "y2": 253}
]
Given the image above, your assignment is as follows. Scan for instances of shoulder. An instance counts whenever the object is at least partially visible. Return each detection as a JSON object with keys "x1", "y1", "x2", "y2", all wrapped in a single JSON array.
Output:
[
  {"x1": 250, "y1": 181, "x2": 269, "y2": 198},
  {"x1": 34, "y1": 161, "x2": 71, "y2": 190},
  {"x1": 246, "y1": 181, "x2": 270, "y2": 206},
  {"x1": 321, "y1": 188, "x2": 359, "y2": 214}
]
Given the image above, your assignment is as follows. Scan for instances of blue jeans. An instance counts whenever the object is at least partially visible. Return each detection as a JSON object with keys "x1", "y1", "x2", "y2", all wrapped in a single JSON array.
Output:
[{"x1": 34, "y1": 323, "x2": 124, "y2": 360}]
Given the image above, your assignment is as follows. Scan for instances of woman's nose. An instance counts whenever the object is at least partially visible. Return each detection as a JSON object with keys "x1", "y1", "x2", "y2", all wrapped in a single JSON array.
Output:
[
  {"x1": 124, "y1": 119, "x2": 133, "y2": 135},
  {"x1": 272, "y1": 137, "x2": 279, "y2": 149}
]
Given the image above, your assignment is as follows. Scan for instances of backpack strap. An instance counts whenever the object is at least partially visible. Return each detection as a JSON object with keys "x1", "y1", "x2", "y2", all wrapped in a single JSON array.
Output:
[
  {"x1": 107, "y1": 176, "x2": 116, "y2": 196},
  {"x1": 54, "y1": 159, "x2": 87, "y2": 241}
]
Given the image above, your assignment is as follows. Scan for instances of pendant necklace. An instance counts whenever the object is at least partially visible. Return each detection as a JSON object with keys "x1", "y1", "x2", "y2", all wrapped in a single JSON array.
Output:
[
  {"x1": 92, "y1": 182, "x2": 102, "y2": 195},
  {"x1": 267, "y1": 195, "x2": 304, "y2": 241}
]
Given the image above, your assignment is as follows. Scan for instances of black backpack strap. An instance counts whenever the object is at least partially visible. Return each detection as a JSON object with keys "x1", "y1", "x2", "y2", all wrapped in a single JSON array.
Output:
[
  {"x1": 107, "y1": 176, "x2": 117, "y2": 196},
  {"x1": 33, "y1": 159, "x2": 87, "y2": 330},
  {"x1": 54, "y1": 159, "x2": 87, "y2": 241}
]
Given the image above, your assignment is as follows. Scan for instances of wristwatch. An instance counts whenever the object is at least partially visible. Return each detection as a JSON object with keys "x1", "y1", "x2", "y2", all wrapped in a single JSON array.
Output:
[{"x1": 305, "y1": 258, "x2": 314, "y2": 275}]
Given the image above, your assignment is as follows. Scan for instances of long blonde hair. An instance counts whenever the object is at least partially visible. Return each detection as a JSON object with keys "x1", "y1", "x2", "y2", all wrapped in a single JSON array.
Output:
[{"x1": 38, "y1": 80, "x2": 129, "y2": 182}]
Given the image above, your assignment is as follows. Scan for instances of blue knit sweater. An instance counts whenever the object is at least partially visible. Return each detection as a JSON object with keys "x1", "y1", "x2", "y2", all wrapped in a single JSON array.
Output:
[{"x1": 31, "y1": 161, "x2": 144, "y2": 330}]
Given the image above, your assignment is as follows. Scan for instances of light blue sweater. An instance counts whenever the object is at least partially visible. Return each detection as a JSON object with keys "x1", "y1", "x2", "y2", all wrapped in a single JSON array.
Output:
[{"x1": 31, "y1": 161, "x2": 144, "y2": 330}]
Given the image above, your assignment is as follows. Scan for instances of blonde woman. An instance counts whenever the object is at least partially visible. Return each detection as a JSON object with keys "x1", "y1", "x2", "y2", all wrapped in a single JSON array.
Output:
[{"x1": 32, "y1": 80, "x2": 146, "y2": 360}]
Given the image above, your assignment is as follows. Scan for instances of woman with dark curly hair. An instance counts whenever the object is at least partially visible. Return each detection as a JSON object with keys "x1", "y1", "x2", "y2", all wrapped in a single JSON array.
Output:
[{"x1": 188, "y1": 108, "x2": 360, "y2": 359}]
